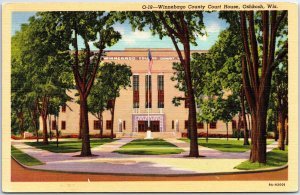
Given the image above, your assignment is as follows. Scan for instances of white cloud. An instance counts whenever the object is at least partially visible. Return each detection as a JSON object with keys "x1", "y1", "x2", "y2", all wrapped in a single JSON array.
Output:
[
  {"x1": 206, "y1": 22, "x2": 222, "y2": 33},
  {"x1": 114, "y1": 26, "x2": 126, "y2": 35},
  {"x1": 132, "y1": 30, "x2": 152, "y2": 39},
  {"x1": 120, "y1": 30, "x2": 152, "y2": 45},
  {"x1": 123, "y1": 37, "x2": 135, "y2": 44},
  {"x1": 199, "y1": 34, "x2": 208, "y2": 41}
]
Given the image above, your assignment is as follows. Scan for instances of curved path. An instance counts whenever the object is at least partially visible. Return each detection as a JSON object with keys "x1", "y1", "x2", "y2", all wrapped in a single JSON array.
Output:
[
  {"x1": 11, "y1": 158, "x2": 288, "y2": 182},
  {"x1": 11, "y1": 138, "x2": 280, "y2": 175}
]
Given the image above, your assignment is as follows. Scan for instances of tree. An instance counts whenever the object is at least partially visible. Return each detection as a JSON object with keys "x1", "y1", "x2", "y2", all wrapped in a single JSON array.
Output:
[
  {"x1": 88, "y1": 78, "x2": 110, "y2": 138},
  {"x1": 218, "y1": 94, "x2": 240, "y2": 141},
  {"x1": 38, "y1": 12, "x2": 121, "y2": 155},
  {"x1": 197, "y1": 97, "x2": 220, "y2": 143},
  {"x1": 99, "y1": 62, "x2": 132, "y2": 139},
  {"x1": 122, "y1": 11, "x2": 206, "y2": 157},
  {"x1": 11, "y1": 17, "x2": 72, "y2": 144},
  {"x1": 238, "y1": 11, "x2": 288, "y2": 163},
  {"x1": 273, "y1": 59, "x2": 288, "y2": 150}
]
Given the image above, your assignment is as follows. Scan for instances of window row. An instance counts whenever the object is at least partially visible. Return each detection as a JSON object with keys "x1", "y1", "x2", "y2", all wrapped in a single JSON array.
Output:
[
  {"x1": 51, "y1": 120, "x2": 66, "y2": 130},
  {"x1": 182, "y1": 121, "x2": 217, "y2": 129},
  {"x1": 133, "y1": 75, "x2": 164, "y2": 109},
  {"x1": 51, "y1": 120, "x2": 126, "y2": 130},
  {"x1": 93, "y1": 120, "x2": 126, "y2": 130}
]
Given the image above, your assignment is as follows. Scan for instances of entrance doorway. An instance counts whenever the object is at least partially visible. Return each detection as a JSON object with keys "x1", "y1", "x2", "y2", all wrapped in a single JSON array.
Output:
[{"x1": 138, "y1": 121, "x2": 160, "y2": 132}]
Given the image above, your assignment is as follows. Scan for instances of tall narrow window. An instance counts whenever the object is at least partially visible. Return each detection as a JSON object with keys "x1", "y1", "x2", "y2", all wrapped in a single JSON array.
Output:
[
  {"x1": 157, "y1": 75, "x2": 164, "y2": 108},
  {"x1": 232, "y1": 120, "x2": 237, "y2": 129},
  {"x1": 184, "y1": 120, "x2": 189, "y2": 129},
  {"x1": 123, "y1": 121, "x2": 126, "y2": 130},
  {"x1": 61, "y1": 121, "x2": 66, "y2": 130},
  {"x1": 62, "y1": 105, "x2": 66, "y2": 112},
  {"x1": 185, "y1": 95, "x2": 189, "y2": 108},
  {"x1": 133, "y1": 75, "x2": 139, "y2": 108},
  {"x1": 94, "y1": 120, "x2": 100, "y2": 130},
  {"x1": 51, "y1": 120, "x2": 56, "y2": 130},
  {"x1": 210, "y1": 122, "x2": 217, "y2": 129},
  {"x1": 172, "y1": 120, "x2": 174, "y2": 129},
  {"x1": 197, "y1": 122, "x2": 204, "y2": 129},
  {"x1": 145, "y1": 75, "x2": 152, "y2": 108},
  {"x1": 106, "y1": 120, "x2": 112, "y2": 129}
]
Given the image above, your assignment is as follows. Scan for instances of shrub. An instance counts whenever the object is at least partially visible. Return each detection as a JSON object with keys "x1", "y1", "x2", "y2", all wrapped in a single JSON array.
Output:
[
  {"x1": 181, "y1": 132, "x2": 232, "y2": 138},
  {"x1": 232, "y1": 129, "x2": 245, "y2": 138}
]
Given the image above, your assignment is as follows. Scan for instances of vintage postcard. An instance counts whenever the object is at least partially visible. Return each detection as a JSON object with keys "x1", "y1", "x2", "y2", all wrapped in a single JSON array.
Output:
[{"x1": 2, "y1": 1, "x2": 298, "y2": 193}]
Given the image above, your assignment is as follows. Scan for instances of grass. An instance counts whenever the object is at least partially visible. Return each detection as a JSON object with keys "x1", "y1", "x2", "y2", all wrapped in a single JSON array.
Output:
[
  {"x1": 180, "y1": 138, "x2": 273, "y2": 153},
  {"x1": 235, "y1": 146, "x2": 288, "y2": 170},
  {"x1": 25, "y1": 138, "x2": 115, "y2": 153},
  {"x1": 11, "y1": 145, "x2": 44, "y2": 166},
  {"x1": 115, "y1": 139, "x2": 184, "y2": 155}
]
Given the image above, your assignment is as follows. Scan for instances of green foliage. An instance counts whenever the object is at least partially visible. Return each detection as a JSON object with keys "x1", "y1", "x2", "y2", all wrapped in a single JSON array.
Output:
[
  {"x1": 235, "y1": 147, "x2": 288, "y2": 170},
  {"x1": 115, "y1": 139, "x2": 184, "y2": 155},
  {"x1": 11, "y1": 145, "x2": 44, "y2": 166},
  {"x1": 25, "y1": 139, "x2": 114, "y2": 153},
  {"x1": 88, "y1": 62, "x2": 132, "y2": 118},
  {"x1": 181, "y1": 138, "x2": 273, "y2": 153},
  {"x1": 11, "y1": 14, "x2": 73, "y2": 136},
  {"x1": 119, "y1": 12, "x2": 205, "y2": 46},
  {"x1": 99, "y1": 62, "x2": 132, "y2": 100},
  {"x1": 232, "y1": 129, "x2": 244, "y2": 138}
]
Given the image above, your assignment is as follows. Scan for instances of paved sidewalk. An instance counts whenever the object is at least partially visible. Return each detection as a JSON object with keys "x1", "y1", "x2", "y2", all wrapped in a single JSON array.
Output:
[
  {"x1": 92, "y1": 138, "x2": 134, "y2": 152},
  {"x1": 11, "y1": 138, "x2": 280, "y2": 175}
]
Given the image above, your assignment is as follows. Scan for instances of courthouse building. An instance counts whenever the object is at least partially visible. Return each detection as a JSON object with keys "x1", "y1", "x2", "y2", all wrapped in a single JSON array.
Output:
[{"x1": 43, "y1": 48, "x2": 239, "y2": 138}]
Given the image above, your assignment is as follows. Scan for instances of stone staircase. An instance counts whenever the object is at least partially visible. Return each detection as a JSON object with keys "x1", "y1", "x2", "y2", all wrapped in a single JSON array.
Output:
[{"x1": 116, "y1": 131, "x2": 182, "y2": 139}]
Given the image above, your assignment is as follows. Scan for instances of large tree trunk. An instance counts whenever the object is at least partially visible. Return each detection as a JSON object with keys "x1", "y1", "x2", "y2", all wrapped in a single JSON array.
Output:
[
  {"x1": 80, "y1": 97, "x2": 92, "y2": 156},
  {"x1": 159, "y1": 12, "x2": 199, "y2": 157},
  {"x1": 274, "y1": 111, "x2": 278, "y2": 141},
  {"x1": 99, "y1": 112, "x2": 103, "y2": 138},
  {"x1": 285, "y1": 118, "x2": 288, "y2": 145},
  {"x1": 187, "y1": 113, "x2": 191, "y2": 139},
  {"x1": 17, "y1": 111, "x2": 25, "y2": 137},
  {"x1": 241, "y1": 89, "x2": 250, "y2": 145},
  {"x1": 226, "y1": 122, "x2": 229, "y2": 141},
  {"x1": 110, "y1": 99, "x2": 116, "y2": 139},
  {"x1": 237, "y1": 112, "x2": 242, "y2": 140},
  {"x1": 41, "y1": 114, "x2": 48, "y2": 145},
  {"x1": 78, "y1": 99, "x2": 82, "y2": 139},
  {"x1": 249, "y1": 108, "x2": 267, "y2": 163},
  {"x1": 277, "y1": 111, "x2": 286, "y2": 150},
  {"x1": 239, "y1": 11, "x2": 287, "y2": 163},
  {"x1": 48, "y1": 114, "x2": 52, "y2": 140},
  {"x1": 206, "y1": 122, "x2": 208, "y2": 143},
  {"x1": 183, "y1": 45, "x2": 199, "y2": 157},
  {"x1": 55, "y1": 115, "x2": 59, "y2": 147}
]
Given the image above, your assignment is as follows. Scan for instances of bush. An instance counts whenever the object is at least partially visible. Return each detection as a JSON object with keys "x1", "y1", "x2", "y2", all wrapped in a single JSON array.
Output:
[
  {"x1": 181, "y1": 132, "x2": 232, "y2": 138},
  {"x1": 11, "y1": 135, "x2": 23, "y2": 140},
  {"x1": 232, "y1": 129, "x2": 245, "y2": 138}
]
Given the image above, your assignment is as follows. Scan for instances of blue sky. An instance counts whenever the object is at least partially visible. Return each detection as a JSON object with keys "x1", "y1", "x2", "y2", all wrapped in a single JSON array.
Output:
[{"x1": 12, "y1": 12, "x2": 228, "y2": 50}]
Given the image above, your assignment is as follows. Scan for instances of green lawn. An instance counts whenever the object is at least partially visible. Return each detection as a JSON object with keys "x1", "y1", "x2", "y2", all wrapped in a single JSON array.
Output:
[
  {"x1": 11, "y1": 145, "x2": 44, "y2": 166},
  {"x1": 115, "y1": 139, "x2": 184, "y2": 155},
  {"x1": 180, "y1": 138, "x2": 273, "y2": 153},
  {"x1": 25, "y1": 138, "x2": 115, "y2": 153},
  {"x1": 235, "y1": 147, "x2": 288, "y2": 170}
]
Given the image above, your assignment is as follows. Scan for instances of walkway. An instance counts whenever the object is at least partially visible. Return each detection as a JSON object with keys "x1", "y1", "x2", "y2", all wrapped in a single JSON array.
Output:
[{"x1": 11, "y1": 138, "x2": 280, "y2": 175}]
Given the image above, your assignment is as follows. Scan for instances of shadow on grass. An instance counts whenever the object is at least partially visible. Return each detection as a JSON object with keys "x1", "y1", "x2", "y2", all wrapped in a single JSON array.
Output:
[
  {"x1": 11, "y1": 145, "x2": 44, "y2": 166},
  {"x1": 115, "y1": 139, "x2": 184, "y2": 155},
  {"x1": 235, "y1": 147, "x2": 288, "y2": 170},
  {"x1": 25, "y1": 139, "x2": 115, "y2": 153},
  {"x1": 116, "y1": 149, "x2": 184, "y2": 155}
]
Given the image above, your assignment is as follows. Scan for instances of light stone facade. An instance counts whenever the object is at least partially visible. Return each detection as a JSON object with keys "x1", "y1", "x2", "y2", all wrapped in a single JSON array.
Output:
[{"x1": 40, "y1": 48, "x2": 241, "y2": 138}]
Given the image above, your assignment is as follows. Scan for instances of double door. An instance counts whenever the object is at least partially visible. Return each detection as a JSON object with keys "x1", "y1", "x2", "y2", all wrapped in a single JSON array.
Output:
[{"x1": 138, "y1": 121, "x2": 160, "y2": 132}]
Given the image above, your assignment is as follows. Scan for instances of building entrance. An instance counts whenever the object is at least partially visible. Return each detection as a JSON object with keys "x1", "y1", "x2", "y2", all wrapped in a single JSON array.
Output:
[
  {"x1": 138, "y1": 121, "x2": 160, "y2": 132},
  {"x1": 133, "y1": 114, "x2": 165, "y2": 132}
]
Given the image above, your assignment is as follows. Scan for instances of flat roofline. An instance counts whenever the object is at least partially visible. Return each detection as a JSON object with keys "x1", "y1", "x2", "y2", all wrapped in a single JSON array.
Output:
[{"x1": 101, "y1": 48, "x2": 208, "y2": 52}]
